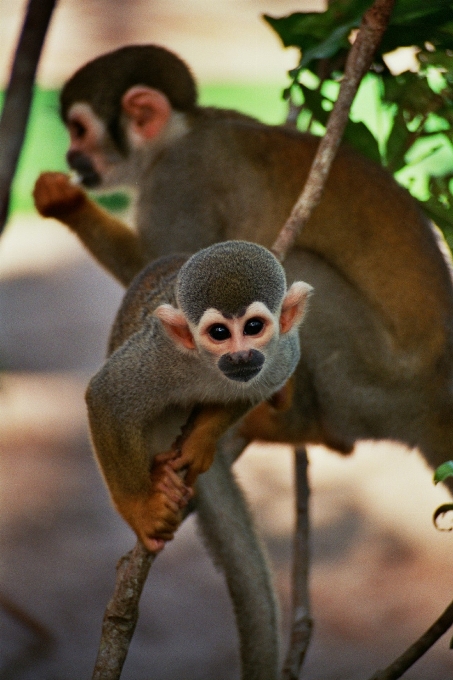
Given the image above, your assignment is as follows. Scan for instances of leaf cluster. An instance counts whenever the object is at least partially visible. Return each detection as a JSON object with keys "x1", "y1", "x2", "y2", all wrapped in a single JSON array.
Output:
[{"x1": 264, "y1": 0, "x2": 453, "y2": 241}]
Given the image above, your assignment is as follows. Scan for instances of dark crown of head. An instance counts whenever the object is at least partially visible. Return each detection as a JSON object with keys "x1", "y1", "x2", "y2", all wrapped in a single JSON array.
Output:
[
  {"x1": 177, "y1": 241, "x2": 286, "y2": 324},
  {"x1": 60, "y1": 44, "x2": 197, "y2": 124}
]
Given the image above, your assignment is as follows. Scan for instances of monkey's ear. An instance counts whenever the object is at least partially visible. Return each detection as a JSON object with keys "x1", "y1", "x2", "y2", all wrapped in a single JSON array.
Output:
[
  {"x1": 279, "y1": 282, "x2": 313, "y2": 334},
  {"x1": 154, "y1": 304, "x2": 196, "y2": 350},
  {"x1": 121, "y1": 86, "x2": 172, "y2": 141}
]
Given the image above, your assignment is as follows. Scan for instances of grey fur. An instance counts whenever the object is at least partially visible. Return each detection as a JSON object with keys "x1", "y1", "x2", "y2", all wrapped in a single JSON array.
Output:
[{"x1": 177, "y1": 241, "x2": 287, "y2": 323}]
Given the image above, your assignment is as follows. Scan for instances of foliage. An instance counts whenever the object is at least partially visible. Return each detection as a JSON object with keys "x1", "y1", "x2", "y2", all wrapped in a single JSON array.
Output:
[
  {"x1": 433, "y1": 462, "x2": 453, "y2": 535},
  {"x1": 264, "y1": 0, "x2": 453, "y2": 244}
]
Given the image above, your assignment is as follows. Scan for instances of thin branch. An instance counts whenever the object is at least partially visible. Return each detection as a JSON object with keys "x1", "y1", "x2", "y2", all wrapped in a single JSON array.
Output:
[
  {"x1": 271, "y1": 0, "x2": 395, "y2": 262},
  {"x1": 281, "y1": 448, "x2": 313, "y2": 680},
  {"x1": 368, "y1": 599, "x2": 453, "y2": 680},
  {"x1": 91, "y1": 542, "x2": 154, "y2": 680},
  {"x1": 0, "y1": 0, "x2": 58, "y2": 232}
]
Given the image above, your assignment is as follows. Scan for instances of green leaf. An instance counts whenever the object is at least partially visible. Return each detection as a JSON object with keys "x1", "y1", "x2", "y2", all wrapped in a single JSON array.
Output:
[
  {"x1": 433, "y1": 503, "x2": 453, "y2": 530},
  {"x1": 385, "y1": 113, "x2": 413, "y2": 172},
  {"x1": 300, "y1": 84, "x2": 329, "y2": 126},
  {"x1": 343, "y1": 120, "x2": 382, "y2": 164},
  {"x1": 434, "y1": 460, "x2": 453, "y2": 484}
]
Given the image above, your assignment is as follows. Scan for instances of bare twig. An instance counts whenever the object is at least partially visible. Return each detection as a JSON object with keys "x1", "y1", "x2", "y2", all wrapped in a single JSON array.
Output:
[
  {"x1": 281, "y1": 448, "x2": 313, "y2": 680},
  {"x1": 0, "y1": 0, "x2": 58, "y2": 232},
  {"x1": 271, "y1": 0, "x2": 395, "y2": 262},
  {"x1": 368, "y1": 599, "x2": 453, "y2": 680},
  {"x1": 91, "y1": 542, "x2": 154, "y2": 680}
]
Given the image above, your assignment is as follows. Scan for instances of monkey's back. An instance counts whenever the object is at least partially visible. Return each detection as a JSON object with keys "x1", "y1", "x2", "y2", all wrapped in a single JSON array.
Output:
[
  {"x1": 143, "y1": 113, "x2": 453, "y2": 367},
  {"x1": 108, "y1": 254, "x2": 189, "y2": 354}
]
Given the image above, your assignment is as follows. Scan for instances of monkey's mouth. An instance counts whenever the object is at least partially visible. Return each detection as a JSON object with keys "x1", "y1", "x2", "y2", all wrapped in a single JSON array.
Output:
[
  {"x1": 66, "y1": 151, "x2": 101, "y2": 188},
  {"x1": 218, "y1": 350, "x2": 264, "y2": 383}
]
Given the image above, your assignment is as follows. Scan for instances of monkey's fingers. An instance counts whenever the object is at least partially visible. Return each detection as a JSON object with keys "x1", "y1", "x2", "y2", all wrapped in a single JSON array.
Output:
[
  {"x1": 161, "y1": 464, "x2": 193, "y2": 501},
  {"x1": 151, "y1": 461, "x2": 191, "y2": 502},
  {"x1": 172, "y1": 448, "x2": 215, "y2": 486},
  {"x1": 142, "y1": 536, "x2": 166, "y2": 553},
  {"x1": 33, "y1": 172, "x2": 86, "y2": 218},
  {"x1": 154, "y1": 450, "x2": 179, "y2": 464}
]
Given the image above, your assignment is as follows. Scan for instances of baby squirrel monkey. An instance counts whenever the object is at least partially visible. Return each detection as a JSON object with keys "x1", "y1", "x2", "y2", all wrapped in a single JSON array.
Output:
[{"x1": 86, "y1": 241, "x2": 311, "y2": 552}]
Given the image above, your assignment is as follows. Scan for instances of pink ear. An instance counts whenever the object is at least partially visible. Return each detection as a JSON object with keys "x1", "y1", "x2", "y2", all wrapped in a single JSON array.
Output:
[
  {"x1": 280, "y1": 282, "x2": 313, "y2": 334},
  {"x1": 121, "y1": 86, "x2": 171, "y2": 140},
  {"x1": 154, "y1": 304, "x2": 195, "y2": 350}
]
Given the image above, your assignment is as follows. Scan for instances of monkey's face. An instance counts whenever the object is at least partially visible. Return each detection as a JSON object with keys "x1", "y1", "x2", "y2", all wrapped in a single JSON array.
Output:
[
  {"x1": 65, "y1": 103, "x2": 125, "y2": 189},
  {"x1": 155, "y1": 279, "x2": 312, "y2": 385},
  {"x1": 64, "y1": 87, "x2": 185, "y2": 191},
  {"x1": 195, "y1": 303, "x2": 278, "y2": 383}
]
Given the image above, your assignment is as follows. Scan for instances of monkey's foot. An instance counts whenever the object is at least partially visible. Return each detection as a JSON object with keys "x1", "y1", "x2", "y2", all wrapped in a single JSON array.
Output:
[
  {"x1": 33, "y1": 172, "x2": 86, "y2": 218},
  {"x1": 119, "y1": 458, "x2": 192, "y2": 553}
]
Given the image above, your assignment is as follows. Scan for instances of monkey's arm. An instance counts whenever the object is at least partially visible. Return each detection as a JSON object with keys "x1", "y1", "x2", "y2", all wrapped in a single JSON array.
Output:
[
  {"x1": 173, "y1": 401, "x2": 252, "y2": 486},
  {"x1": 85, "y1": 335, "x2": 194, "y2": 551},
  {"x1": 33, "y1": 172, "x2": 147, "y2": 286}
]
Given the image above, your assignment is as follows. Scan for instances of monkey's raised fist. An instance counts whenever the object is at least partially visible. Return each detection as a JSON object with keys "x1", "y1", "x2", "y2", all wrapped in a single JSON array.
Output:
[{"x1": 33, "y1": 172, "x2": 86, "y2": 219}]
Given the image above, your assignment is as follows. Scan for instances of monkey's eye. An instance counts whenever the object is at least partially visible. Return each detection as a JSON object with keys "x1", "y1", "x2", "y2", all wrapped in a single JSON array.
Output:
[
  {"x1": 69, "y1": 119, "x2": 87, "y2": 139},
  {"x1": 208, "y1": 324, "x2": 231, "y2": 341},
  {"x1": 243, "y1": 318, "x2": 265, "y2": 336}
]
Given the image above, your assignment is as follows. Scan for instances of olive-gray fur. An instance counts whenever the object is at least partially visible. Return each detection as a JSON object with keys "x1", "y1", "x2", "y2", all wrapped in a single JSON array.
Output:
[{"x1": 177, "y1": 241, "x2": 287, "y2": 324}]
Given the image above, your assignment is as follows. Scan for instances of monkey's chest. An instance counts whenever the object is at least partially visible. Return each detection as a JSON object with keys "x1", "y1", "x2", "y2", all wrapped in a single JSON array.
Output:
[{"x1": 147, "y1": 404, "x2": 193, "y2": 456}]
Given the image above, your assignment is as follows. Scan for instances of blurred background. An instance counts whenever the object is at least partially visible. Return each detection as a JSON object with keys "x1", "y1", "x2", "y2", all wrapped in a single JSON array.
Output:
[{"x1": 0, "y1": 1, "x2": 453, "y2": 678}]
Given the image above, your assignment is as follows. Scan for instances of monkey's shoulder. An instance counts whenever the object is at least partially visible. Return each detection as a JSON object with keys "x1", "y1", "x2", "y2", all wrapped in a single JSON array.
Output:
[{"x1": 108, "y1": 254, "x2": 189, "y2": 352}]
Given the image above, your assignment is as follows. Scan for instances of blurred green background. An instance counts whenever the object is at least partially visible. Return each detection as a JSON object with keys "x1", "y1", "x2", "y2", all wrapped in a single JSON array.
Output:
[
  {"x1": 2, "y1": 83, "x2": 288, "y2": 216},
  {"x1": 4, "y1": 77, "x2": 453, "y2": 219}
]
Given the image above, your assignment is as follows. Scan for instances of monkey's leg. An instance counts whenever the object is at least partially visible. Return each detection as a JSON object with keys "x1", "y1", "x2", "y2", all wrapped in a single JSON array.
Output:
[
  {"x1": 238, "y1": 379, "x2": 296, "y2": 443},
  {"x1": 33, "y1": 172, "x2": 147, "y2": 285},
  {"x1": 196, "y1": 450, "x2": 280, "y2": 680}
]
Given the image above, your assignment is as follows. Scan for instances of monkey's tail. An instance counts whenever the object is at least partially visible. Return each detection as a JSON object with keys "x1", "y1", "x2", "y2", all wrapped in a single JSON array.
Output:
[{"x1": 196, "y1": 449, "x2": 280, "y2": 680}]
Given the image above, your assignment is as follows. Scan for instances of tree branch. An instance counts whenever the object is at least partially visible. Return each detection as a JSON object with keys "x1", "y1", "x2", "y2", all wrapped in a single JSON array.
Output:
[
  {"x1": 0, "y1": 0, "x2": 57, "y2": 232},
  {"x1": 281, "y1": 448, "x2": 313, "y2": 680},
  {"x1": 91, "y1": 542, "x2": 154, "y2": 680},
  {"x1": 368, "y1": 599, "x2": 453, "y2": 680},
  {"x1": 271, "y1": 0, "x2": 395, "y2": 262}
]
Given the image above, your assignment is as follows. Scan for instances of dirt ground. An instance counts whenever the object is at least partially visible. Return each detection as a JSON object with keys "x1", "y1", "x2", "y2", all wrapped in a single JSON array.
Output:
[{"x1": 0, "y1": 217, "x2": 452, "y2": 680}]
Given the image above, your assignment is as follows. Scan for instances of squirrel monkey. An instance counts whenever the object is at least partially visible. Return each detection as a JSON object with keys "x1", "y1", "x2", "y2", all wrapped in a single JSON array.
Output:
[{"x1": 86, "y1": 241, "x2": 311, "y2": 552}]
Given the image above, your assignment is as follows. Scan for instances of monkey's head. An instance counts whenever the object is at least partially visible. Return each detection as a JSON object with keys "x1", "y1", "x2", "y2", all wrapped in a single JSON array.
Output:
[
  {"x1": 60, "y1": 45, "x2": 197, "y2": 188},
  {"x1": 154, "y1": 241, "x2": 312, "y2": 384}
]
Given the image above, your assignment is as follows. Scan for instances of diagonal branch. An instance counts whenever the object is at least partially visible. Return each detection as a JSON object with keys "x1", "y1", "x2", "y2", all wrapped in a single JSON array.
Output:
[
  {"x1": 91, "y1": 542, "x2": 155, "y2": 680},
  {"x1": 271, "y1": 0, "x2": 395, "y2": 262},
  {"x1": 368, "y1": 599, "x2": 453, "y2": 680}
]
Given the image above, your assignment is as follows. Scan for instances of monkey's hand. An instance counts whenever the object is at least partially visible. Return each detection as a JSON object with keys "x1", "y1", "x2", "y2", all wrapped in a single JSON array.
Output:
[
  {"x1": 171, "y1": 403, "x2": 250, "y2": 486},
  {"x1": 171, "y1": 436, "x2": 217, "y2": 488},
  {"x1": 116, "y1": 457, "x2": 192, "y2": 553},
  {"x1": 33, "y1": 172, "x2": 87, "y2": 218}
]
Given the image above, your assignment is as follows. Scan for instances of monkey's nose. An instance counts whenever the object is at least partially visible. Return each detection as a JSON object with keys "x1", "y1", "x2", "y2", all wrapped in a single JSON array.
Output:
[
  {"x1": 227, "y1": 350, "x2": 254, "y2": 365},
  {"x1": 218, "y1": 349, "x2": 265, "y2": 382}
]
